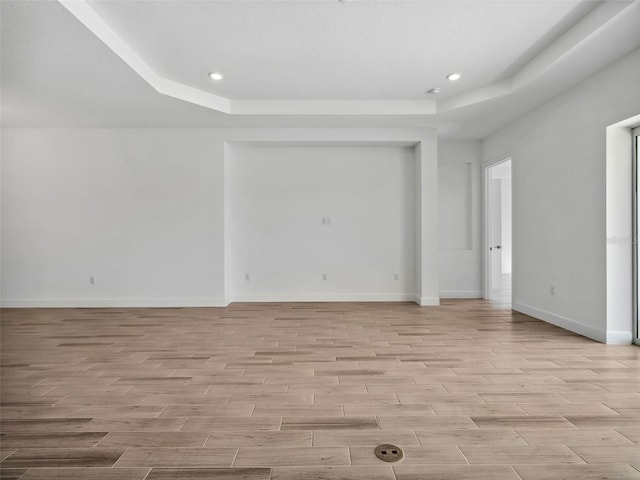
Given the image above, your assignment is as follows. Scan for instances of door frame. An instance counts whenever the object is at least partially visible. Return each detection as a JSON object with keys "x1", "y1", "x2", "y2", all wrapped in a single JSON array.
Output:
[
  {"x1": 483, "y1": 157, "x2": 513, "y2": 300},
  {"x1": 633, "y1": 127, "x2": 640, "y2": 344}
]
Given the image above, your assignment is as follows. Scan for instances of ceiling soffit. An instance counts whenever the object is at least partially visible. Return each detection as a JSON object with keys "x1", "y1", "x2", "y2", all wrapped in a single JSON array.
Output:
[{"x1": 50, "y1": 0, "x2": 640, "y2": 117}]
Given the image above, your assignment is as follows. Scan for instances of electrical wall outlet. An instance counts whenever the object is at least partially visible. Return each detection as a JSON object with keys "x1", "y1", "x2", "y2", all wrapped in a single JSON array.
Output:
[
  {"x1": 550, "y1": 285, "x2": 556, "y2": 295},
  {"x1": 89, "y1": 276, "x2": 96, "y2": 285}
]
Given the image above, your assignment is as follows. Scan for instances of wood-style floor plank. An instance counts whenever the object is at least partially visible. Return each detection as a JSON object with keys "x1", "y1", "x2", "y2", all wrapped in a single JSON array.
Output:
[
  {"x1": 0, "y1": 432, "x2": 107, "y2": 449},
  {"x1": 458, "y1": 445, "x2": 585, "y2": 464},
  {"x1": 393, "y1": 465, "x2": 522, "y2": 480},
  {"x1": 415, "y1": 428, "x2": 526, "y2": 446},
  {"x1": 280, "y1": 416, "x2": 378, "y2": 430},
  {"x1": 0, "y1": 469, "x2": 28, "y2": 480},
  {"x1": 514, "y1": 464, "x2": 640, "y2": 480},
  {"x1": 114, "y1": 447, "x2": 237, "y2": 468},
  {"x1": 0, "y1": 448, "x2": 125, "y2": 468},
  {"x1": 233, "y1": 447, "x2": 350, "y2": 467},
  {"x1": 145, "y1": 468, "x2": 271, "y2": 480},
  {"x1": 568, "y1": 445, "x2": 640, "y2": 464},
  {"x1": 516, "y1": 428, "x2": 636, "y2": 446},
  {"x1": 205, "y1": 431, "x2": 312, "y2": 448},
  {"x1": 17, "y1": 468, "x2": 151, "y2": 480},
  {"x1": 271, "y1": 466, "x2": 395, "y2": 480},
  {"x1": 96, "y1": 431, "x2": 209, "y2": 448}
]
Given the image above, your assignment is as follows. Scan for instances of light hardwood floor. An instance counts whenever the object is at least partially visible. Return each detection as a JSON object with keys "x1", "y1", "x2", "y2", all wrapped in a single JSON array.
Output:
[{"x1": 1, "y1": 300, "x2": 639, "y2": 479}]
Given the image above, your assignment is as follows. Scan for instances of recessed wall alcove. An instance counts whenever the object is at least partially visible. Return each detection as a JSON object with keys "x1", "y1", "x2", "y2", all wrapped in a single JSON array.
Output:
[{"x1": 221, "y1": 131, "x2": 439, "y2": 306}]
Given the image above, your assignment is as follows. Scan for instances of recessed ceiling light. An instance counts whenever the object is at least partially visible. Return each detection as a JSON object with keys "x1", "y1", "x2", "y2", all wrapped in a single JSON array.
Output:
[
  {"x1": 447, "y1": 73, "x2": 461, "y2": 81},
  {"x1": 426, "y1": 88, "x2": 440, "y2": 95},
  {"x1": 209, "y1": 72, "x2": 224, "y2": 81}
]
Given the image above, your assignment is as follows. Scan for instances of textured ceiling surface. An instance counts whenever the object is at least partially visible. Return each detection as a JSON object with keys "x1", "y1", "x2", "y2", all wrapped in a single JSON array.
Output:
[{"x1": 2, "y1": 0, "x2": 639, "y2": 138}]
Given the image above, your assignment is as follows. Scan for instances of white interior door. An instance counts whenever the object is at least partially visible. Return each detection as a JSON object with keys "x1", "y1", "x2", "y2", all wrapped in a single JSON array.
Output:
[
  {"x1": 489, "y1": 177, "x2": 503, "y2": 295},
  {"x1": 486, "y1": 159, "x2": 512, "y2": 303}
]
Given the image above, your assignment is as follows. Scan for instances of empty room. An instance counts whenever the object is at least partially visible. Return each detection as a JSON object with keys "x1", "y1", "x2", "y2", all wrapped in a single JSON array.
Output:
[{"x1": 1, "y1": 1, "x2": 640, "y2": 479}]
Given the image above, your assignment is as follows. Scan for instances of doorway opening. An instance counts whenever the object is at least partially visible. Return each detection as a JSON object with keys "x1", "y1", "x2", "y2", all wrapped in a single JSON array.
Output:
[{"x1": 485, "y1": 159, "x2": 512, "y2": 307}]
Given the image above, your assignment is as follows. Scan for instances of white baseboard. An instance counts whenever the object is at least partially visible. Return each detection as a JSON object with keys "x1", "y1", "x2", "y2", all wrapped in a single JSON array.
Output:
[
  {"x1": 439, "y1": 290, "x2": 482, "y2": 299},
  {"x1": 229, "y1": 294, "x2": 439, "y2": 307},
  {"x1": 606, "y1": 330, "x2": 634, "y2": 345},
  {"x1": 2, "y1": 294, "x2": 444, "y2": 309},
  {"x1": 513, "y1": 301, "x2": 606, "y2": 343},
  {"x1": 229, "y1": 293, "x2": 417, "y2": 303},
  {"x1": 415, "y1": 296, "x2": 440, "y2": 306},
  {"x1": 0, "y1": 298, "x2": 229, "y2": 308}
]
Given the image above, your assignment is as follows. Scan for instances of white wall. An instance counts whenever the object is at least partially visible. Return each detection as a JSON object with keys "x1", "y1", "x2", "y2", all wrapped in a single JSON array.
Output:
[
  {"x1": 483, "y1": 48, "x2": 640, "y2": 343},
  {"x1": 1, "y1": 129, "x2": 226, "y2": 306},
  {"x1": 227, "y1": 144, "x2": 416, "y2": 301},
  {"x1": 438, "y1": 141, "x2": 482, "y2": 298},
  {"x1": 2, "y1": 128, "x2": 444, "y2": 307}
]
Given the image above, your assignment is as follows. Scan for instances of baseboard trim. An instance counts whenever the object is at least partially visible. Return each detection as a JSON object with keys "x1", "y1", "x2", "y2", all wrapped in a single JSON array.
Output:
[
  {"x1": 2, "y1": 295, "x2": 445, "y2": 308},
  {"x1": 229, "y1": 293, "x2": 417, "y2": 303},
  {"x1": 416, "y1": 296, "x2": 440, "y2": 306},
  {"x1": 0, "y1": 298, "x2": 229, "y2": 308},
  {"x1": 513, "y1": 301, "x2": 606, "y2": 343},
  {"x1": 606, "y1": 330, "x2": 634, "y2": 345},
  {"x1": 439, "y1": 290, "x2": 482, "y2": 299}
]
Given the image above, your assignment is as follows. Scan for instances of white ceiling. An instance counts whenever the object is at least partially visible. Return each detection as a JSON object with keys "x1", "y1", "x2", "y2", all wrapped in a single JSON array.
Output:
[
  {"x1": 2, "y1": 0, "x2": 639, "y2": 138},
  {"x1": 86, "y1": 0, "x2": 587, "y2": 101}
]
